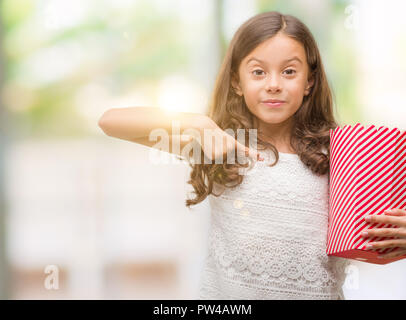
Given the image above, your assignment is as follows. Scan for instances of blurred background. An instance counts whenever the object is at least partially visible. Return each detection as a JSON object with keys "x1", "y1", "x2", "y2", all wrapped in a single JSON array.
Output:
[{"x1": 0, "y1": 0, "x2": 405, "y2": 299}]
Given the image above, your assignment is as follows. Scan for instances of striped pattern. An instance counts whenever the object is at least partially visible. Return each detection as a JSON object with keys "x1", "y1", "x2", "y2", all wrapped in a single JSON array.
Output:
[{"x1": 326, "y1": 123, "x2": 406, "y2": 264}]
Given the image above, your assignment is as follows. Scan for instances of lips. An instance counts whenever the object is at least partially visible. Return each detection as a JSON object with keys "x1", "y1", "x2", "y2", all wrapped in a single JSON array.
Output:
[
  {"x1": 262, "y1": 99, "x2": 285, "y2": 103},
  {"x1": 262, "y1": 99, "x2": 285, "y2": 108}
]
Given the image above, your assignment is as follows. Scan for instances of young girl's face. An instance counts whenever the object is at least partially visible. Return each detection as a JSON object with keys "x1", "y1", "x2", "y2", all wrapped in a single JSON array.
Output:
[{"x1": 232, "y1": 33, "x2": 314, "y2": 130}]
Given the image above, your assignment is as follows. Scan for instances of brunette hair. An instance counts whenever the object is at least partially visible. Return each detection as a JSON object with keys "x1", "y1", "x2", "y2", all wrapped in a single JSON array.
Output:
[{"x1": 185, "y1": 11, "x2": 340, "y2": 208}]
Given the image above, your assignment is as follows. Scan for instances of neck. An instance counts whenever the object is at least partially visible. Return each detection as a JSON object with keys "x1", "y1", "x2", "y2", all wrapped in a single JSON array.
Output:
[{"x1": 255, "y1": 117, "x2": 293, "y2": 145}]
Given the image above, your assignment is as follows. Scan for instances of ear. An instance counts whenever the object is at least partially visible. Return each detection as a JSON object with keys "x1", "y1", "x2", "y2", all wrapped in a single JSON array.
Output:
[
  {"x1": 231, "y1": 75, "x2": 243, "y2": 96},
  {"x1": 304, "y1": 77, "x2": 314, "y2": 96}
]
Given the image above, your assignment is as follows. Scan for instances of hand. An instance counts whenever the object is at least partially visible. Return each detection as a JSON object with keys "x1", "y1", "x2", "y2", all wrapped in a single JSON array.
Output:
[
  {"x1": 362, "y1": 208, "x2": 406, "y2": 259},
  {"x1": 199, "y1": 127, "x2": 264, "y2": 164}
]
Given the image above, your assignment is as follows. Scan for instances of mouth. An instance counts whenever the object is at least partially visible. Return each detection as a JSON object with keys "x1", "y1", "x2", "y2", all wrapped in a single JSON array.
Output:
[{"x1": 262, "y1": 100, "x2": 285, "y2": 107}]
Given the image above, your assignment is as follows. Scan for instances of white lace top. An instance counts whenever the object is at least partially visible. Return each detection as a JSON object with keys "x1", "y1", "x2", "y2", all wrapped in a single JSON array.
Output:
[{"x1": 198, "y1": 148, "x2": 349, "y2": 300}]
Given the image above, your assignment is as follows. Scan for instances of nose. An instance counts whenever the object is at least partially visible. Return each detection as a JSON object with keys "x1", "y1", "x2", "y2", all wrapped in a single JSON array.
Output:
[{"x1": 265, "y1": 74, "x2": 282, "y2": 93}]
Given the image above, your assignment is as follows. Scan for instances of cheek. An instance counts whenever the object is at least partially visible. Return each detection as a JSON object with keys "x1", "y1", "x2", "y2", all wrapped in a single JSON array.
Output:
[
  {"x1": 244, "y1": 83, "x2": 263, "y2": 102},
  {"x1": 285, "y1": 81, "x2": 306, "y2": 98},
  {"x1": 245, "y1": 80, "x2": 263, "y2": 92}
]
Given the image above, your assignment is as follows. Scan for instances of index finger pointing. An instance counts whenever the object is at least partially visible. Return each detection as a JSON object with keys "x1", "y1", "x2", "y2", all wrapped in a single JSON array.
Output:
[{"x1": 240, "y1": 144, "x2": 264, "y2": 161}]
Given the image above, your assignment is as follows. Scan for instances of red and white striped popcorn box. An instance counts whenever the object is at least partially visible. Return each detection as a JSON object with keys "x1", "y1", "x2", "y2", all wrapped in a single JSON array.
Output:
[{"x1": 327, "y1": 123, "x2": 406, "y2": 264}]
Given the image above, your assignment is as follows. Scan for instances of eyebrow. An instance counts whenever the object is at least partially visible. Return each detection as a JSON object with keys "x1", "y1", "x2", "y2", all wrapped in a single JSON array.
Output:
[{"x1": 247, "y1": 56, "x2": 303, "y2": 65}]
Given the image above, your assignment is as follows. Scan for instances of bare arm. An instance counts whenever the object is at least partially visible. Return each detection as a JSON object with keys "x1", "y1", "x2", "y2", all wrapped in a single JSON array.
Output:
[
  {"x1": 98, "y1": 106, "x2": 263, "y2": 162},
  {"x1": 98, "y1": 107, "x2": 214, "y2": 140},
  {"x1": 98, "y1": 107, "x2": 216, "y2": 157}
]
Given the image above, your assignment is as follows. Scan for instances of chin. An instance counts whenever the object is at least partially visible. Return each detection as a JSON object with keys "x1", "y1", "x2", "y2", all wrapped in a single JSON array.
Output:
[{"x1": 257, "y1": 115, "x2": 289, "y2": 125}]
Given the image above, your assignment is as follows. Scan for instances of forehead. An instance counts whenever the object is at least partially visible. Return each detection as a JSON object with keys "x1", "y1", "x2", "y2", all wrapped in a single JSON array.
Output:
[{"x1": 241, "y1": 34, "x2": 307, "y2": 66}]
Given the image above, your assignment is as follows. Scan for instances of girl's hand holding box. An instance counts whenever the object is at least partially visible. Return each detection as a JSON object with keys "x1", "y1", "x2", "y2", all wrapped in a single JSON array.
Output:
[
  {"x1": 327, "y1": 123, "x2": 406, "y2": 264},
  {"x1": 361, "y1": 208, "x2": 406, "y2": 259}
]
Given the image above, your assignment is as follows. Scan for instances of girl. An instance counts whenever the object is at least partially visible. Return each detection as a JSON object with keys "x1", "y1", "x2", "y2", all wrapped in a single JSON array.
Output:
[{"x1": 98, "y1": 11, "x2": 406, "y2": 299}]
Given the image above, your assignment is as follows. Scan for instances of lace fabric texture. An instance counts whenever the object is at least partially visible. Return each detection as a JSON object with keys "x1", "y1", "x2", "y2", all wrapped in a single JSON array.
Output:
[{"x1": 198, "y1": 149, "x2": 349, "y2": 300}]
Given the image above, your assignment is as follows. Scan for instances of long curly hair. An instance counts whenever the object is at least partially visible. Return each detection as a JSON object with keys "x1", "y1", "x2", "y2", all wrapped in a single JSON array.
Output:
[{"x1": 185, "y1": 11, "x2": 341, "y2": 208}]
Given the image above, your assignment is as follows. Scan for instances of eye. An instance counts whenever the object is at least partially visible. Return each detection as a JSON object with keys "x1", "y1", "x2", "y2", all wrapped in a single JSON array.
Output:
[
  {"x1": 252, "y1": 69, "x2": 264, "y2": 76},
  {"x1": 283, "y1": 69, "x2": 296, "y2": 75}
]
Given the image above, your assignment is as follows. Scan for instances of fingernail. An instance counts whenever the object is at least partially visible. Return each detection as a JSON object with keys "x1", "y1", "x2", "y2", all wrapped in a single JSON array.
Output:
[
  {"x1": 361, "y1": 231, "x2": 368, "y2": 237},
  {"x1": 385, "y1": 209, "x2": 393, "y2": 213},
  {"x1": 365, "y1": 216, "x2": 371, "y2": 222},
  {"x1": 377, "y1": 255, "x2": 384, "y2": 259}
]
